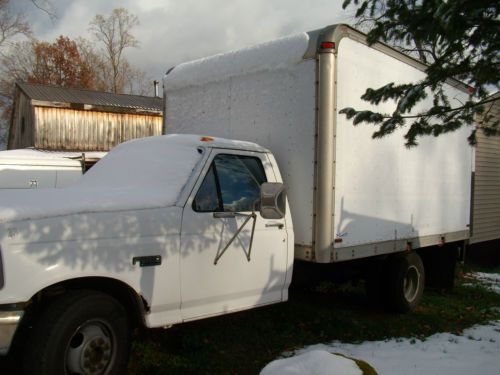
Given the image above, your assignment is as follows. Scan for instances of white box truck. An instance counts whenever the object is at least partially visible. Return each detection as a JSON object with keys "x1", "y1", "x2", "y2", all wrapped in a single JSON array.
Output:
[
  {"x1": 164, "y1": 24, "x2": 472, "y2": 301},
  {"x1": 0, "y1": 24, "x2": 472, "y2": 374}
]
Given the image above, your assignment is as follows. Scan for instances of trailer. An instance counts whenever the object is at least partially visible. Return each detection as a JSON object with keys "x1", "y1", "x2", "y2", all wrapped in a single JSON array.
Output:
[{"x1": 164, "y1": 24, "x2": 473, "y2": 308}]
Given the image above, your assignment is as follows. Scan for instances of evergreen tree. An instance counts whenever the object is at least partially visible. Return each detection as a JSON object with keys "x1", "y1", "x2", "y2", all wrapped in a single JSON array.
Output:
[{"x1": 341, "y1": 0, "x2": 499, "y2": 146}]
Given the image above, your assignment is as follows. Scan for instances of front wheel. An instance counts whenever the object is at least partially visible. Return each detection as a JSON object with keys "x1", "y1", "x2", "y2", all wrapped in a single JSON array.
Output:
[{"x1": 25, "y1": 290, "x2": 130, "y2": 375}]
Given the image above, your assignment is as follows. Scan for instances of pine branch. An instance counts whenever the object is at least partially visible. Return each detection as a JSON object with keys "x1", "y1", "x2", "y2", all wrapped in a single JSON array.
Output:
[{"x1": 341, "y1": 0, "x2": 499, "y2": 146}]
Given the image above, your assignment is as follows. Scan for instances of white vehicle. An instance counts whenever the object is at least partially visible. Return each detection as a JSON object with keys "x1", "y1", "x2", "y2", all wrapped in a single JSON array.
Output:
[
  {"x1": 164, "y1": 24, "x2": 472, "y2": 300},
  {"x1": 0, "y1": 149, "x2": 105, "y2": 189},
  {"x1": 0, "y1": 24, "x2": 473, "y2": 375},
  {"x1": 0, "y1": 134, "x2": 292, "y2": 374},
  {"x1": 0, "y1": 149, "x2": 83, "y2": 189}
]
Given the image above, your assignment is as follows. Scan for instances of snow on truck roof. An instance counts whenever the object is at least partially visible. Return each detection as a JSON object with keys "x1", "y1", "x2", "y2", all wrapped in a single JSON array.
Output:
[
  {"x1": 164, "y1": 33, "x2": 310, "y2": 90},
  {"x1": 0, "y1": 134, "x2": 268, "y2": 223},
  {"x1": 77, "y1": 134, "x2": 268, "y2": 191}
]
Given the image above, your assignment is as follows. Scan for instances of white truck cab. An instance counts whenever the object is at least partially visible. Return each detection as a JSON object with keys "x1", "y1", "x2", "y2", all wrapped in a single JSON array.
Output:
[{"x1": 0, "y1": 134, "x2": 293, "y2": 374}]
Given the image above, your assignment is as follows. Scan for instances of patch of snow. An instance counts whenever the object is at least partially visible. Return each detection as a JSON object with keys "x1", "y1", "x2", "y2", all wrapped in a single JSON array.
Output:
[
  {"x1": 464, "y1": 272, "x2": 500, "y2": 294},
  {"x1": 76, "y1": 135, "x2": 202, "y2": 190},
  {"x1": 164, "y1": 32, "x2": 309, "y2": 90},
  {"x1": 268, "y1": 322, "x2": 500, "y2": 375},
  {"x1": 260, "y1": 350, "x2": 362, "y2": 375}
]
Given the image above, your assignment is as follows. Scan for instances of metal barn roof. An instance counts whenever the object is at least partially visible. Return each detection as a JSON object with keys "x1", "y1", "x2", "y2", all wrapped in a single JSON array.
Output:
[{"x1": 17, "y1": 82, "x2": 162, "y2": 113}]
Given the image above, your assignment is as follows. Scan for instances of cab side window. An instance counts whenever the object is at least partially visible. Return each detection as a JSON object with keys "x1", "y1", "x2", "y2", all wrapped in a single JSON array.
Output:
[
  {"x1": 193, "y1": 154, "x2": 267, "y2": 213},
  {"x1": 192, "y1": 164, "x2": 221, "y2": 212}
]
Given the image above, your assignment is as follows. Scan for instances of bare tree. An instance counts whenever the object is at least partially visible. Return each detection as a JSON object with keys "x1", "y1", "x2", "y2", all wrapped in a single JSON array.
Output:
[
  {"x1": 0, "y1": 1, "x2": 32, "y2": 147},
  {"x1": 30, "y1": 0, "x2": 57, "y2": 22},
  {"x1": 75, "y1": 37, "x2": 108, "y2": 91},
  {"x1": 89, "y1": 8, "x2": 139, "y2": 93},
  {"x1": 119, "y1": 60, "x2": 151, "y2": 96},
  {"x1": 0, "y1": 41, "x2": 34, "y2": 148},
  {"x1": 0, "y1": 0, "x2": 31, "y2": 52}
]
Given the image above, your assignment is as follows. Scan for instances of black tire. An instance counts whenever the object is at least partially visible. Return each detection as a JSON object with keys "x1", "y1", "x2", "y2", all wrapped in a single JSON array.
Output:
[
  {"x1": 384, "y1": 253, "x2": 425, "y2": 313},
  {"x1": 24, "y1": 290, "x2": 130, "y2": 375}
]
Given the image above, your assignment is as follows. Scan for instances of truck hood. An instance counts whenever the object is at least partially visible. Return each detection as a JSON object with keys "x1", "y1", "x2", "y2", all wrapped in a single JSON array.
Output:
[
  {"x1": 0, "y1": 186, "x2": 179, "y2": 223},
  {"x1": 0, "y1": 135, "x2": 205, "y2": 223}
]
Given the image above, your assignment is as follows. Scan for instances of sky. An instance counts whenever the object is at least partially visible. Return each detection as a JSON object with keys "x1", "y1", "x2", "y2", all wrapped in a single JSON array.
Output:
[{"x1": 9, "y1": 0, "x2": 352, "y2": 92}]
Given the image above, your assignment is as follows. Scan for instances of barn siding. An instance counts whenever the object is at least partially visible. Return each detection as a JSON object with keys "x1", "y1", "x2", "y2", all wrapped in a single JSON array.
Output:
[
  {"x1": 33, "y1": 107, "x2": 162, "y2": 151},
  {"x1": 470, "y1": 94, "x2": 500, "y2": 244},
  {"x1": 9, "y1": 92, "x2": 35, "y2": 149}
]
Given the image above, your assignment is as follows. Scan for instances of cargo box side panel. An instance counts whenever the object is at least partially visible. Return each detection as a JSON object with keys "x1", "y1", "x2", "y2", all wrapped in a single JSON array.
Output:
[
  {"x1": 333, "y1": 38, "x2": 472, "y2": 260},
  {"x1": 229, "y1": 61, "x2": 316, "y2": 248},
  {"x1": 165, "y1": 80, "x2": 232, "y2": 138},
  {"x1": 166, "y1": 60, "x2": 317, "y2": 247}
]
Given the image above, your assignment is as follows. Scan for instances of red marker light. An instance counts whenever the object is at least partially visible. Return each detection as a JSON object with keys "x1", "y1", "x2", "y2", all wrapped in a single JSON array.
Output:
[
  {"x1": 200, "y1": 136, "x2": 214, "y2": 142},
  {"x1": 320, "y1": 41, "x2": 335, "y2": 50}
]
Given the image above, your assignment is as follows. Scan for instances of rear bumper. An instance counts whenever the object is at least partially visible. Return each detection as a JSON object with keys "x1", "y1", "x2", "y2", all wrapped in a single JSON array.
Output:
[{"x1": 0, "y1": 309, "x2": 23, "y2": 355}]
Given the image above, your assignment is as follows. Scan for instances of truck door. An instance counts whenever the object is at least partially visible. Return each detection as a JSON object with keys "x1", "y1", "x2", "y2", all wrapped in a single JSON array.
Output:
[{"x1": 180, "y1": 150, "x2": 289, "y2": 320}]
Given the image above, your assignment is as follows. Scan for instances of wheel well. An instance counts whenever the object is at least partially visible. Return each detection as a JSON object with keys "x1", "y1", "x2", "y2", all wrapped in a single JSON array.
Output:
[{"x1": 25, "y1": 277, "x2": 149, "y2": 328}]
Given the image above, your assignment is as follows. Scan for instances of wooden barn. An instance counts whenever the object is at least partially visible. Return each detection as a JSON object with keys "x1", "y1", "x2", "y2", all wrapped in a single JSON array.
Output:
[{"x1": 8, "y1": 82, "x2": 163, "y2": 151}]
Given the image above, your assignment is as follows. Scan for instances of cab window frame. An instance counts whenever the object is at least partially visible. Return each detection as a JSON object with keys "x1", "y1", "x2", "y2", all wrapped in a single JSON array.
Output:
[{"x1": 192, "y1": 153, "x2": 267, "y2": 213}]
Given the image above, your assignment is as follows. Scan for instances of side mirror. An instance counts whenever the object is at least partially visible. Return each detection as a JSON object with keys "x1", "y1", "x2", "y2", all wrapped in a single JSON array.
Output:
[{"x1": 260, "y1": 182, "x2": 286, "y2": 219}]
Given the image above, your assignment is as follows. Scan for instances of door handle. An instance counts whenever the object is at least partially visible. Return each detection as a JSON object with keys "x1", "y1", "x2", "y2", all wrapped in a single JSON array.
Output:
[
  {"x1": 265, "y1": 222, "x2": 284, "y2": 229},
  {"x1": 132, "y1": 256, "x2": 162, "y2": 267}
]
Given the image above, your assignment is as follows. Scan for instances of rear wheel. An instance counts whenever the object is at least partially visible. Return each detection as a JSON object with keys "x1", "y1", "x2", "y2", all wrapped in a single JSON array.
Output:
[
  {"x1": 385, "y1": 253, "x2": 425, "y2": 313},
  {"x1": 25, "y1": 290, "x2": 130, "y2": 375}
]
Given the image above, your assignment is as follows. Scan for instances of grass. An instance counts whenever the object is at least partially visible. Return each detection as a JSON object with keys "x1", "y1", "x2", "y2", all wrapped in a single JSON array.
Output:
[{"x1": 127, "y1": 267, "x2": 500, "y2": 375}]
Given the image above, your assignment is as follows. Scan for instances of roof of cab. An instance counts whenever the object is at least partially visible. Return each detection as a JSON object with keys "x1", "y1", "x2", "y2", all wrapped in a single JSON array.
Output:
[{"x1": 124, "y1": 134, "x2": 270, "y2": 153}]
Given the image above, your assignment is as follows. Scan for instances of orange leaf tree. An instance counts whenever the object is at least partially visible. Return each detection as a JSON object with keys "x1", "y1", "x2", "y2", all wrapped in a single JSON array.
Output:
[{"x1": 29, "y1": 36, "x2": 96, "y2": 89}]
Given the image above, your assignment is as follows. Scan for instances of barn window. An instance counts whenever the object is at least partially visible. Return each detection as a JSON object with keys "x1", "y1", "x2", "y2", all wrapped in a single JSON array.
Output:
[{"x1": 21, "y1": 117, "x2": 26, "y2": 135}]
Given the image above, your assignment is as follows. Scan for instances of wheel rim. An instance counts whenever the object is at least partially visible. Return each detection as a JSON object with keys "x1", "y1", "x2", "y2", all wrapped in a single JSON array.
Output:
[
  {"x1": 403, "y1": 265, "x2": 420, "y2": 303},
  {"x1": 65, "y1": 320, "x2": 115, "y2": 375}
]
